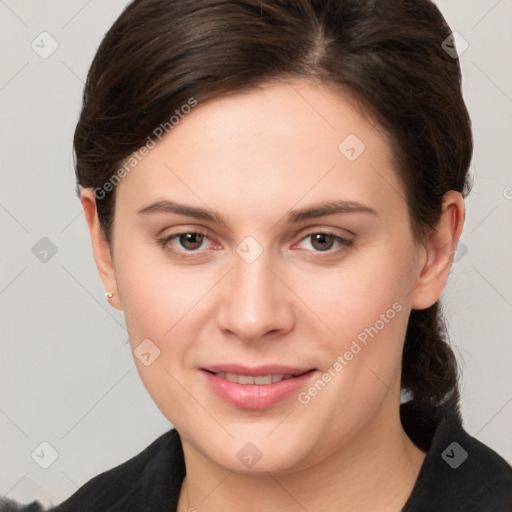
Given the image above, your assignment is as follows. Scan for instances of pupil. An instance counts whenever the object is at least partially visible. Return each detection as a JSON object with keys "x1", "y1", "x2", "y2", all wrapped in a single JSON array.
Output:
[{"x1": 312, "y1": 233, "x2": 333, "y2": 251}]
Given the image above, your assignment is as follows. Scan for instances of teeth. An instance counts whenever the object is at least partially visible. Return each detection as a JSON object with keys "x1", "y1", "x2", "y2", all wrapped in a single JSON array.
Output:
[
  {"x1": 255, "y1": 375, "x2": 272, "y2": 385},
  {"x1": 215, "y1": 372, "x2": 294, "y2": 385},
  {"x1": 238, "y1": 374, "x2": 254, "y2": 385}
]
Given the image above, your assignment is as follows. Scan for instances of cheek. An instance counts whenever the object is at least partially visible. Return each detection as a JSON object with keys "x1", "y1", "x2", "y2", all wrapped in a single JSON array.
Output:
[
  {"x1": 290, "y1": 254, "x2": 412, "y2": 418},
  {"x1": 300, "y1": 246, "x2": 413, "y2": 344},
  {"x1": 293, "y1": 243, "x2": 415, "y2": 411},
  {"x1": 114, "y1": 247, "x2": 210, "y2": 415},
  {"x1": 114, "y1": 240, "x2": 224, "y2": 378},
  {"x1": 118, "y1": 260, "x2": 201, "y2": 343}
]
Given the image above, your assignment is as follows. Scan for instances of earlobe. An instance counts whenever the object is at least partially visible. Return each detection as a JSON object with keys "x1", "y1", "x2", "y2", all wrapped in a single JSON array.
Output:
[
  {"x1": 411, "y1": 191, "x2": 465, "y2": 310},
  {"x1": 81, "y1": 189, "x2": 122, "y2": 310}
]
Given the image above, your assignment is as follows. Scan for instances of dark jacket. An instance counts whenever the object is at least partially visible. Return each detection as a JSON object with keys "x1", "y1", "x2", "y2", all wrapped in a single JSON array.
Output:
[{"x1": 2, "y1": 400, "x2": 511, "y2": 511}]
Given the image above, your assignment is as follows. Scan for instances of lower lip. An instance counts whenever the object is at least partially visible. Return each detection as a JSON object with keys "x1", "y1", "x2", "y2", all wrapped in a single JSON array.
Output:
[{"x1": 201, "y1": 369, "x2": 316, "y2": 409}]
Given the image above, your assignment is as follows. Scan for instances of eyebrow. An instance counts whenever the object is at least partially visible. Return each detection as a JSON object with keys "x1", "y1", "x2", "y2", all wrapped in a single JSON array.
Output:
[
  {"x1": 138, "y1": 200, "x2": 227, "y2": 225},
  {"x1": 137, "y1": 199, "x2": 378, "y2": 225},
  {"x1": 288, "y1": 200, "x2": 378, "y2": 222}
]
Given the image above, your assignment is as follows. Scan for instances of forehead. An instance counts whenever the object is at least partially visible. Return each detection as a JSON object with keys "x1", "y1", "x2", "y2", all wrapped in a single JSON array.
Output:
[{"x1": 115, "y1": 80, "x2": 404, "y2": 225}]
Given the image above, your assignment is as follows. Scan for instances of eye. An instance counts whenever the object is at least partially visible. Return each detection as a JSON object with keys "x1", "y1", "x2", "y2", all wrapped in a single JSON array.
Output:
[
  {"x1": 295, "y1": 232, "x2": 353, "y2": 254},
  {"x1": 174, "y1": 232, "x2": 207, "y2": 251},
  {"x1": 156, "y1": 229, "x2": 214, "y2": 257},
  {"x1": 156, "y1": 229, "x2": 353, "y2": 259}
]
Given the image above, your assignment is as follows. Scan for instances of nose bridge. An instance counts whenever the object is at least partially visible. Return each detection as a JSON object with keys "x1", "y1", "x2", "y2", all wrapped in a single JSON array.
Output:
[{"x1": 217, "y1": 239, "x2": 292, "y2": 340}]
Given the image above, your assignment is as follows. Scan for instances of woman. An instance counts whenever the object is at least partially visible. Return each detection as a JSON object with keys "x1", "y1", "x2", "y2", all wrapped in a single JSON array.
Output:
[{"x1": 2, "y1": 0, "x2": 511, "y2": 510}]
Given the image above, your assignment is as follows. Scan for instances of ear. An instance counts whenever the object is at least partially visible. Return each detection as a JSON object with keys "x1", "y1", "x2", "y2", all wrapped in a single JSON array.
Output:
[
  {"x1": 81, "y1": 189, "x2": 122, "y2": 310},
  {"x1": 410, "y1": 190, "x2": 465, "y2": 310}
]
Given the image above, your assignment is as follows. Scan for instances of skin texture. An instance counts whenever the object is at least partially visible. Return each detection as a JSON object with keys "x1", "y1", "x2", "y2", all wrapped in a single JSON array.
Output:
[{"x1": 82, "y1": 80, "x2": 464, "y2": 511}]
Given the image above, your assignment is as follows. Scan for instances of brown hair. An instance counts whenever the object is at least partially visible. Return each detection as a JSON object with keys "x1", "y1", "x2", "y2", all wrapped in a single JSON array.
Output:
[{"x1": 74, "y1": 0, "x2": 472, "y2": 409}]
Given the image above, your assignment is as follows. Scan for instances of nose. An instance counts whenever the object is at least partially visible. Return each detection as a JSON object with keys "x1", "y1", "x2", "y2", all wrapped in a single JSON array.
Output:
[{"x1": 216, "y1": 245, "x2": 295, "y2": 342}]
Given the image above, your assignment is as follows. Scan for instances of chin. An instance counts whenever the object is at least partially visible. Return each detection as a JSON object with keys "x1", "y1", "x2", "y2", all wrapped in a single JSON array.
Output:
[{"x1": 186, "y1": 420, "x2": 321, "y2": 475}]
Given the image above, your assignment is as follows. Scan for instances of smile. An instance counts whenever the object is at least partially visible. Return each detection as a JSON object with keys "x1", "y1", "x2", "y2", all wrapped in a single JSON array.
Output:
[
  {"x1": 213, "y1": 372, "x2": 296, "y2": 385},
  {"x1": 201, "y1": 366, "x2": 317, "y2": 409}
]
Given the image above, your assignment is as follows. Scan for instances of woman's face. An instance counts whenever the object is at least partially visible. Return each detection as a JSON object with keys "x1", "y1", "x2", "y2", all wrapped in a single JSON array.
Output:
[{"x1": 103, "y1": 80, "x2": 431, "y2": 473}]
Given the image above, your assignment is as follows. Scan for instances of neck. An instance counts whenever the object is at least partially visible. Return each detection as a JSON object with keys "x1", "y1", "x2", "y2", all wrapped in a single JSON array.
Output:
[{"x1": 177, "y1": 396, "x2": 426, "y2": 512}]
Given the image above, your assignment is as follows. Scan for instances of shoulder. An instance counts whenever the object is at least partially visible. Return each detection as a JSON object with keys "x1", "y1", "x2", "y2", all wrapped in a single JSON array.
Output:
[
  {"x1": 0, "y1": 497, "x2": 45, "y2": 512},
  {"x1": 401, "y1": 400, "x2": 512, "y2": 512},
  {"x1": 1, "y1": 429, "x2": 185, "y2": 512},
  {"x1": 50, "y1": 428, "x2": 185, "y2": 512}
]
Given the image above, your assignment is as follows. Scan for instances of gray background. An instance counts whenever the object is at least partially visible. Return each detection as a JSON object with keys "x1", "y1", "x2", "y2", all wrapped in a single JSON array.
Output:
[{"x1": 1, "y1": 0, "x2": 511, "y2": 507}]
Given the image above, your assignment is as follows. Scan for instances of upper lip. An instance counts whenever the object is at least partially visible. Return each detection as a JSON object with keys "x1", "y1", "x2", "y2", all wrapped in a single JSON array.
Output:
[{"x1": 201, "y1": 364, "x2": 314, "y2": 376}]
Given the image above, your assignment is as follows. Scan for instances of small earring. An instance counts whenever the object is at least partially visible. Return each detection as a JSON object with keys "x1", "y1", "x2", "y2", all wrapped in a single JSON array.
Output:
[{"x1": 105, "y1": 292, "x2": 114, "y2": 300}]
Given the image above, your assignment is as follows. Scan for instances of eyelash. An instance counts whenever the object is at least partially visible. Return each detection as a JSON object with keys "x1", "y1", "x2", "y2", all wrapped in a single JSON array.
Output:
[{"x1": 156, "y1": 229, "x2": 353, "y2": 260}]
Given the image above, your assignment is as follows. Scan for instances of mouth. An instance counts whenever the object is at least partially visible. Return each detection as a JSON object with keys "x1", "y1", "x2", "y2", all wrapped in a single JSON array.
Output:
[
  {"x1": 203, "y1": 370, "x2": 306, "y2": 385},
  {"x1": 200, "y1": 365, "x2": 317, "y2": 409}
]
